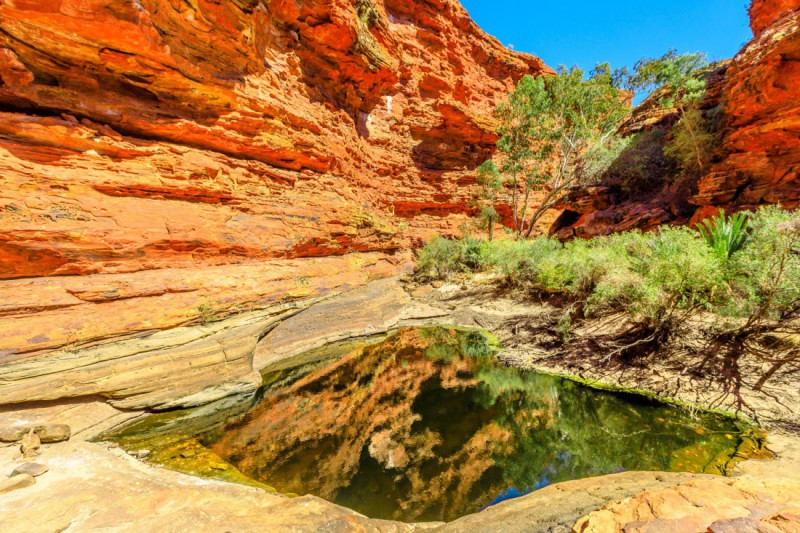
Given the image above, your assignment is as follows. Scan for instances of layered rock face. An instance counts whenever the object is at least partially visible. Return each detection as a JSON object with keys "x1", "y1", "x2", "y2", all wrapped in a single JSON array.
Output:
[
  {"x1": 692, "y1": 0, "x2": 800, "y2": 222},
  {"x1": 552, "y1": 0, "x2": 800, "y2": 238},
  {"x1": 0, "y1": 1, "x2": 549, "y2": 405},
  {"x1": 751, "y1": 0, "x2": 800, "y2": 34},
  {"x1": 0, "y1": 0, "x2": 548, "y2": 281}
]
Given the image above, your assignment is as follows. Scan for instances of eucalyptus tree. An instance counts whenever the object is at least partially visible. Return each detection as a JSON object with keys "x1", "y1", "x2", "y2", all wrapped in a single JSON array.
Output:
[
  {"x1": 487, "y1": 66, "x2": 629, "y2": 239},
  {"x1": 623, "y1": 50, "x2": 712, "y2": 172}
]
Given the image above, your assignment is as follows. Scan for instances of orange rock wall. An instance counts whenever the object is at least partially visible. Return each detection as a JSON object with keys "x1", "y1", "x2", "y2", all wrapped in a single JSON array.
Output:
[
  {"x1": 693, "y1": 0, "x2": 800, "y2": 221},
  {"x1": 750, "y1": 0, "x2": 800, "y2": 34},
  {"x1": 0, "y1": 0, "x2": 550, "y2": 355}
]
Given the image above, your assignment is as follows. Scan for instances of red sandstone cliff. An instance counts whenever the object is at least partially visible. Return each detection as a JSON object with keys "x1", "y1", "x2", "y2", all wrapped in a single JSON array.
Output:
[
  {"x1": 692, "y1": 0, "x2": 800, "y2": 223},
  {"x1": 551, "y1": 0, "x2": 800, "y2": 239},
  {"x1": 0, "y1": 0, "x2": 550, "y2": 360}
]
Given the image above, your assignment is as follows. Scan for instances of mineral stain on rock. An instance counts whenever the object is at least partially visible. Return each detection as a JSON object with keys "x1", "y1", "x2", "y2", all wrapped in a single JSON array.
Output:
[{"x1": 107, "y1": 327, "x2": 767, "y2": 523}]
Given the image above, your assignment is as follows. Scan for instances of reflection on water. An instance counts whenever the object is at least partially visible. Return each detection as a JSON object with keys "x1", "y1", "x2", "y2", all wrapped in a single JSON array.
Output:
[{"x1": 106, "y1": 327, "x2": 766, "y2": 523}]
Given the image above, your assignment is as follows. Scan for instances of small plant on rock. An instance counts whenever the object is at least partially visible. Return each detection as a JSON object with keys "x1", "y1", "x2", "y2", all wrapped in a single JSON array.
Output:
[{"x1": 474, "y1": 160, "x2": 503, "y2": 241}]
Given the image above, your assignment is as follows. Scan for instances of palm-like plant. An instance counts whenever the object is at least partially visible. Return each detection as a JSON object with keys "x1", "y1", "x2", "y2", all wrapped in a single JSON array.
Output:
[{"x1": 698, "y1": 209, "x2": 751, "y2": 260}]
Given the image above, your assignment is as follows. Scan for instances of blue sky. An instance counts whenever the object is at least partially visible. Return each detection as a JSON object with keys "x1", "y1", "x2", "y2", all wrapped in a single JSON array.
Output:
[{"x1": 460, "y1": 1, "x2": 752, "y2": 75}]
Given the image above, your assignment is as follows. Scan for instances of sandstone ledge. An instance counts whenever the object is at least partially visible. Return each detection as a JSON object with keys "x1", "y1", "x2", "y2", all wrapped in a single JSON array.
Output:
[{"x1": 0, "y1": 253, "x2": 406, "y2": 410}]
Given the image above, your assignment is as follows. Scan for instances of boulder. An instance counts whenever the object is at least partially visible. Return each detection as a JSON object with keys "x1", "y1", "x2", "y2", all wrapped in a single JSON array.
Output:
[
  {"x1": 10, "y1": 463, "x2": 49, "y2": 478},
  {"x1": 35, "y1": 425, "x2": 71, "y2": 444},
  {"x1": 19, "y1": 431, "x2": 40, "y2": 459},
  {"x1": 0, "y1": 424, "x2": 71, "y2": 444}
]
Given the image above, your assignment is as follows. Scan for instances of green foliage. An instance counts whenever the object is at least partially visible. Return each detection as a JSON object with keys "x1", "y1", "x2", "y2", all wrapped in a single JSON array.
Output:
[
  {"x1": 723, "y1": 207, "x2": 800, "y2": 321},
  {"x1": 503, "y1": 228, "x2": 724, "y2": 333},
  {"x1": 578, "y1": 51, "x2": 720, "y2": 197},
  {"x1": 197, "y1": 303, "x2": 219, "y2": 325},
  {"x1": 624, "y1": 51, "x2": 715, "y2": 176},
  {"x1": 416, "y1": 236, "x2": 462, "y2": 280},
  {"x1": 663, "y1": 105, "x2": 716, "y2": 173},
  {"x1": 474, "y1": 160, "x2": 503, "y2": 241},
  {"x1": 487, "y1": 67, "x2": 629, "y2": 238},
  {"x1": 698, "y1": 209, "x2": 751, "y2": 261},
  {"x1": 461, "y1": 237, "x2": 491, "y2": 272},
  {"x1": 615, "y1": 227, "x2": 724, "y2": 333},
  {"x1": 415, "y1": 236, "x2": 490, "y2": 280},
  {"x1": 486, "y1": 237, "x2": 563, "y2": 284},
  {"x1": 417, "y1": 208, "x2": 800, "y2": 347},
  {"x1": 580, "y1": 135, "x2": 632, "y2": 186},
  {"x1": 602, "y1": 128, "x2": 677, "y2": 194},
  {"x1": 623, "y1": 50, "x2": 710, "y2": 107}
]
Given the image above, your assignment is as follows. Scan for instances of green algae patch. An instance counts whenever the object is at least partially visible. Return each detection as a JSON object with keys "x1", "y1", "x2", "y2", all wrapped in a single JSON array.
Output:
[
  {"x1": 118, "y1": 432, "x2": 276, "y2": 492},
  {"x1": 99, "y1": 402, "x2": 277, "y2": 493}
]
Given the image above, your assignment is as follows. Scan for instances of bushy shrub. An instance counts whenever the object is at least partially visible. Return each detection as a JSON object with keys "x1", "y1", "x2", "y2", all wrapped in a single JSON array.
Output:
[
  {"x1": 664, "y1": 106, "x2": 716, "y2": 174},
  {"x1": 601, "y1": 129, "x2": 677, "y2": 195},
  {"x1": 488, "y1": 237, "x2": 563, "y2": 284},
  {"x1": 461, "y1": 237, "x2": 492, "y2": 272},
  {"x1": 415, "y1": 236, "x2": 491, "y2": 280},
  {"x1": 416, "y1": 207, "x2": 798, "y2": 339},
  {"x1": 580, "y1": 136, "x2": 632, "y2": 187},
  {"x1": 416, "y1": 236, "x2": 462, "y2": 280},
  {"x1": 723, "y1": 207, "x2": 800, "y2": 321},
  {"x1": 622, "y1": 227, "x2": 724, "y2": 335}
]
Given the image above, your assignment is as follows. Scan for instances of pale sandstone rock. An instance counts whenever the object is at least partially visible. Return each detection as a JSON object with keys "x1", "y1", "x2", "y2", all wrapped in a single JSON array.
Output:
[
  {"x1": 572, "y1": 477, "x2": 800, "y2": 532},
  {"x1": 10, "y1": 463, "x2": 48, "y2": 478},
  {"x1": 0, "y1": 254, "x2": 404, "y2": 409},
  {"x1": 0, "y1": 441, "x2": 428, "y2": 533},
  {"x1": 0, "y1": 427, "x2": 28, "y2": 443},
  {"x1": 0, "y1": 308, "x2": 279, "y2": 409},
  {"x1": 0, "y1": 474, "x2": 35, "y2": 495},
  {"x1": 19, "y1": 431, "x2": 40, "y2": 459},
  {"x1": 0, "y1": 425, "x2": 70, "y2": 444},
  {"x1": 254, "y1": 277, "x2": 413, "y2": 370},
  {"x1": 35, "y1": 425, "x2": 71, "y2": 444}
]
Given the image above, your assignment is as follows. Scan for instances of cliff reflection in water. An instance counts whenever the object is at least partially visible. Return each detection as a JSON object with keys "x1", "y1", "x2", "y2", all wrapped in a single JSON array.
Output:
[{"x1": 208, "y1": 327, "x2": 755, "y2": 522}]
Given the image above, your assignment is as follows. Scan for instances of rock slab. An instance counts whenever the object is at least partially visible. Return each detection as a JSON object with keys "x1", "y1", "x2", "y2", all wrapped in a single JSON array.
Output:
[{"x1": 10, "y1": 463, "x2": 48, "y2": 478}]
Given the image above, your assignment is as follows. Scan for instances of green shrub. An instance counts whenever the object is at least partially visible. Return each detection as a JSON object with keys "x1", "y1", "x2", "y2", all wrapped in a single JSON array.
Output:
[
  {"x1": 601, "y1": 129, "x2": 677, "y2": 195},
  {"x1": 723, "y1": 207, "x2": 800, "y2": 321},
  {"x1": 415, "y1": 207, "x2": 798, "y2": 338},
  {"x1": 461, "y1": 237, "x2": 492, "y2": 272},
  {"x1": 488, "y1": 237, "x2": 563, "y2": 284},
  {"x1": 580, "y1": 136, "x2": 632, "y2": 186},
  {"x1": 622, "y1": 227, "x2": 724, "y2": 333},
  {"x1": 416, "y1": 236, "x2": 490, "y2": 280},
  {"x1": 664, "y1": 106, "x2": 716, "y2": 173},
  {"x1": 416, "y1": 236, "x2": 462, "y2": 280}
]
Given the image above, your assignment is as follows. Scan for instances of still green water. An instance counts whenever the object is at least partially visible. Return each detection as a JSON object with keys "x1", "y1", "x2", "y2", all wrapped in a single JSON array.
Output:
[{"x1": 105, "y1": 327, "x2": 765, "y2": 523}]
